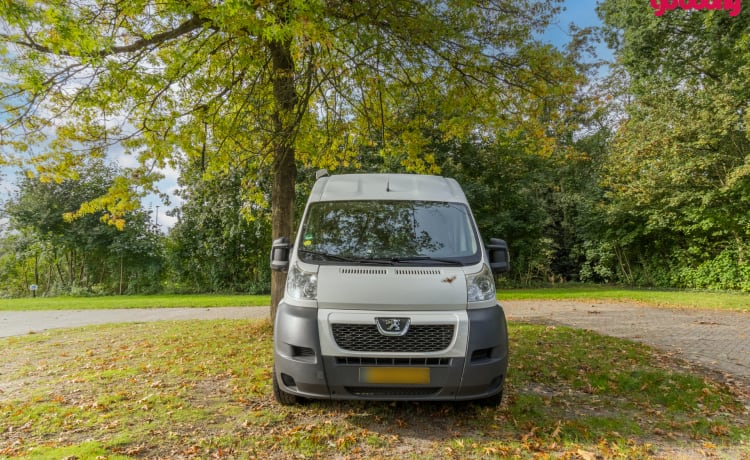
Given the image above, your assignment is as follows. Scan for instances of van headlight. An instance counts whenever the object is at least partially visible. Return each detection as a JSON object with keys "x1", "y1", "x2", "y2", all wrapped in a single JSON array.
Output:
[
  {"x1": 286, "y1": 263, "x2": 318, "y2": 300},
  {"x1": 466, "y1": 264, "x2": 496, "y2": 302}
]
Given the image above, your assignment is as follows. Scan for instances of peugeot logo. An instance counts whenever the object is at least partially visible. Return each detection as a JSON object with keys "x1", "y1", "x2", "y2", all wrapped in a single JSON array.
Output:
[{"x1": 376, "y1": 317, "x2": 411, "y2": 337}]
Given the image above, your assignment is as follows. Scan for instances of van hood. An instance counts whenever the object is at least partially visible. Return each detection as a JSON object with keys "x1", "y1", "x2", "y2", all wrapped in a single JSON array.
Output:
[{"x1": 315, "y1": 265, "x2": 468, "y2": 311}]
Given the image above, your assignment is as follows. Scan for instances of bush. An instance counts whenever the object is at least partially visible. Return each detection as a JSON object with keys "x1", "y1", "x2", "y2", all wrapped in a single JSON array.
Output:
[{"x1": 676, "y1": 248, "x2": 750, "y2": 292}]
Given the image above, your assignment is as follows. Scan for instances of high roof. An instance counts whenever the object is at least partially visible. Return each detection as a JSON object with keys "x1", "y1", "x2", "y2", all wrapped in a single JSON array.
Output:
[{"x1": 307, "y1": 173, "x2": 468, "y2": 204}]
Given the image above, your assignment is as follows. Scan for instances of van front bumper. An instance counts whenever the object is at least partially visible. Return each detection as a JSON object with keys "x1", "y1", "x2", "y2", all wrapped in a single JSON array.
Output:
[{"x1": 272, "y1": 301, "x2": 509, "y2": 401}]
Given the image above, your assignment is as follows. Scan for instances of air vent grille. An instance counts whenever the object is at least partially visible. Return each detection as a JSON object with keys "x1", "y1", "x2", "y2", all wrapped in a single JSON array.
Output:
[
  {"x1": 339, "y1": 268, "x2": 387, "y2": 275},
  {"x1": 394, "y1": 268, "x2": 442, "y2": 275}
]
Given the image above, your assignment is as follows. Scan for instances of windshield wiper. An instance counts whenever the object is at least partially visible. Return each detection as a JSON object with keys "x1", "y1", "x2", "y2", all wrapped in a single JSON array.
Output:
[
  {"x1": 299, "y1": 250, "x2": 397, "y2": 265},
  {"x1": 298, "y1": 251, "x2": 461, "y2": 266},
  {"x1": 298, "y1": 249, "x2": 356, "y2": 262},
  {"x1": 370, "y1": 256, "x2": 463, "y2": 266}
]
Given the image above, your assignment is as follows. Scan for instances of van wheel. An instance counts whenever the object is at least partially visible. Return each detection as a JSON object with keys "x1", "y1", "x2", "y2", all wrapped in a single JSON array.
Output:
[{"x1": 272, "y1": 367, "x2": 300, "y2": 406}]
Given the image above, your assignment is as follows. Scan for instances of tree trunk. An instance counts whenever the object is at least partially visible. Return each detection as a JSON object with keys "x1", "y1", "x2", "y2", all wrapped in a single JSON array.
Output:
[
  {"x1": 268, "y1": 34, "x2": 298, "y2": 324},
  {"x1": 119, "y1": 255, "x2": 124, "y2": 295}
]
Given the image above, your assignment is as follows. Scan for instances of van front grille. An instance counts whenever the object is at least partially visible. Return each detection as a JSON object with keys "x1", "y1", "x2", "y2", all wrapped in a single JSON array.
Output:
[{"x1": 331, "y1": 324, "x2": 454, "y2": 353}]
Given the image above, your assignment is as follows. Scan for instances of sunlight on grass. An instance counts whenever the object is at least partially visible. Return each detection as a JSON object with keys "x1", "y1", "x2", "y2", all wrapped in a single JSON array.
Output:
[
  {"x1": 2, "y1": 286, "x2": 749, "y2": 312},
  {"x1": 0, "y1": 294, "x2": 271, "y2": 311},
  {"x1": 498, "y1": 285, "x2": 750, "y2": 311}
]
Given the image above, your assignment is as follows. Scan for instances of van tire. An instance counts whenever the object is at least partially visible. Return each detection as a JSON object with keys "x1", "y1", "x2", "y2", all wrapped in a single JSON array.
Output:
[{"x1": 272, "y1": 367, "x2": 300, "y2": 405}]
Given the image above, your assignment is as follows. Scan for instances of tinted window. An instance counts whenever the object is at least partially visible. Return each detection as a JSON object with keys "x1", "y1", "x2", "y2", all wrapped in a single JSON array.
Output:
[{"x1": 298, "y1": 201, "x2": 480, "y2": 264}]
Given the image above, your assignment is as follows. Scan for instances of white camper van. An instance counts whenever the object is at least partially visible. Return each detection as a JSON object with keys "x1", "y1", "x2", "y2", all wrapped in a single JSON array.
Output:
[{"x1": 269, "y1": 172, "x2": 510, "y2": 405}]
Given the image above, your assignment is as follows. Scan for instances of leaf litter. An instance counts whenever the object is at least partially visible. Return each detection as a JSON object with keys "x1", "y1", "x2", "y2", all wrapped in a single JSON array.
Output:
[{"x1": 0, "y1": 316, "x2": 748, "y2": 459}]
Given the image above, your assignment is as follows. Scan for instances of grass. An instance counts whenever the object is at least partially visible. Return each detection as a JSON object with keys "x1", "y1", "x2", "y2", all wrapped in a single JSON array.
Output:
[
  {"x1": 1, "y1": 319, "x2": 748, "y2": 459},
  {"x1": 2, "y1": 285, "x2": 749, "y2": 311},
  {"x1": 498, "y1": 285, "x2": 750, "y2": 312},
  {"x1": 0, "y1": 293, "x2": 271, "y2": 311}
]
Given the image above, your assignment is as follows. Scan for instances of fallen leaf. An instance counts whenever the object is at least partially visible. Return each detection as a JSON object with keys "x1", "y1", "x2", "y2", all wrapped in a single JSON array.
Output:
[{"x1": 550, "y1": 420, "x2": 562, "y2": 439}]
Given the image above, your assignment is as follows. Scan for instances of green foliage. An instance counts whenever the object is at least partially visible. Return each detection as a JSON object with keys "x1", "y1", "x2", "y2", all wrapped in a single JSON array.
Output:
[
  {"x1": 588, "y1": 1, "x2": 750, "y2": 291},
  {"x1": 1, "y1": 160, "x2": 164, "y2": 296},
  {"x1": 674, "y1": 247, "x2": 750, "y2": 292},
  {"x1": 0, "y1": 0, "x2": 578, "y2": 219},
  {"x1": 7, "y1": 0, "x2": 749, "y2": 295},
  {"x1": 166, "y1": 160, "x2": 272, "y2": 294},
  {"x1": 1, "y1": 0, "x2": 590, "y2": 309},
  {"x1": 579, "y1": 241, "x2": 618, "y2": 284}
]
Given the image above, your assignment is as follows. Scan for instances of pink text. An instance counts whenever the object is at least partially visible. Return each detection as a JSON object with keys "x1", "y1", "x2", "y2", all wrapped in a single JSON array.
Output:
[{"x1": 650, "y1": 0, "x2": 742, "y2": 17}]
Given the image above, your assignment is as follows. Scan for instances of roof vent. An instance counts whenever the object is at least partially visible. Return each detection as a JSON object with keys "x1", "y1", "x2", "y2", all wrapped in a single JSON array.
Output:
[{"x1": 315, "y1": 169, "x2": 330, "y2": 180}]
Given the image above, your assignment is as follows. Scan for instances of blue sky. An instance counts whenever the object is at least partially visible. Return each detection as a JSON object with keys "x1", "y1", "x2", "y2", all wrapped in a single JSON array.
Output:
[
  {"x1": 556, "y1": 1, "x2": 604, "y2": 33},
  {"x1": 544, "y1": 1, "x2": 613, "y2": 63},
  {"x1": 1, "y1": 1, "x2": 610, "y2": 232}
]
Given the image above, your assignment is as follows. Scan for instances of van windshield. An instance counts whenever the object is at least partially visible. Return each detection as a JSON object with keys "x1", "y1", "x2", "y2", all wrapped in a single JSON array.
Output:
[{"x1": 297, "y1": 200, "x2": 480, "y2": 265}]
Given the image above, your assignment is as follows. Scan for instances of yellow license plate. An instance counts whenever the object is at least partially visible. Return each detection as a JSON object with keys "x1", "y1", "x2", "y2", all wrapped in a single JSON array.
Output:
[{"x1": 359, "y1": 367, "x2": 430, "y2": 385}]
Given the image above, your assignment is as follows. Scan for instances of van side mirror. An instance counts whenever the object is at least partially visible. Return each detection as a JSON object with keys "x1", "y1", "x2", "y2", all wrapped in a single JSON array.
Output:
[
  {"x1": 270, "y1": 237, "x2": 291, "y2": 272},
  {"x1": 487, "y1": 238, "x2": 510, "y2": 274}
]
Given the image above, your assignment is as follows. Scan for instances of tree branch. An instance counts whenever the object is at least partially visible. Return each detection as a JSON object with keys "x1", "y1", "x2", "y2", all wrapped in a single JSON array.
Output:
[{"x1": 2, "y1": 13, "x2": 209, "y2": 58}]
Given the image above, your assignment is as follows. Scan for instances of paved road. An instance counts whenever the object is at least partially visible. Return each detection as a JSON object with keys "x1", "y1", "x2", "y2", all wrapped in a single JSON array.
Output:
[
  {"x1": 502, "y1": 300, "x2": 750, "y2": 386},
  {"x1": 2, "y1": 301, "x2": 749, "y2": 385},
  {"x1": 0, "y1": 307, "x2": 270, "y2": 338}
]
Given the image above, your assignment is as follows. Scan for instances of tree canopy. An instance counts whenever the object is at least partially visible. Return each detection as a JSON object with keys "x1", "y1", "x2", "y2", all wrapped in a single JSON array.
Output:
[
  {"x1": 2, "y1": 159, "x2": 162, "y2": 295},
  {"x1": 596, "y1": 0, "x2": 750, "y2": 289},
  {"x1": 1, "y1": 0, "x2": 583, "y2": 314},
  {"x1": 2, "y1": 2, "x2": 750, "y2": 298}
]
